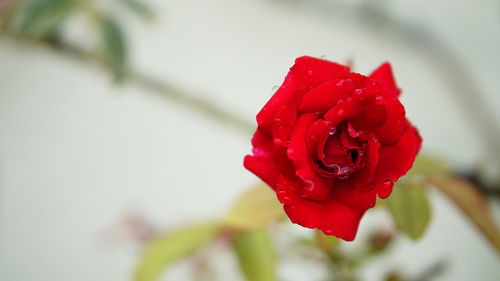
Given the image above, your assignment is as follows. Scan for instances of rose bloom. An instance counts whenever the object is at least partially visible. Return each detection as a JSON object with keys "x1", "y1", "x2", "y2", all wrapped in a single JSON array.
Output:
[{"x1": 244, "y1": 56, "x2": 421, "y2": 241}]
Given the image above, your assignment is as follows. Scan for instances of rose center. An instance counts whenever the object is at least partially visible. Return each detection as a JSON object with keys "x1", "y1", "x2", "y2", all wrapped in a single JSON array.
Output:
[{"x1": 315, "y1": 122, "x2": 365, "y2": 179}]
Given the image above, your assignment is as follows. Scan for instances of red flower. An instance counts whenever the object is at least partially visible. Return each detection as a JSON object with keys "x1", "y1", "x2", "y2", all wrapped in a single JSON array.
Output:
[{"x1": 244, "y1": 56, "x2": 422, "y2": 241}]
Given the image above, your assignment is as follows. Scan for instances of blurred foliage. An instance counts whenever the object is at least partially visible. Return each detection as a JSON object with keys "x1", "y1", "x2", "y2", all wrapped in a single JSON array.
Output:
[
  {"x1": 408, "y1": 155, "x2": 450, "y2": 176},
  {"x1": 17, "y1": 0, "x2": 73, "y2": 39},
  {"x1": 134, "y1": 223, "x2": 220, "y2": 281},
  {"x1": 315, "y1": 229, "x2": 341, "y2": 252},
  {"x1": 233, "y1": 230, "x2": 277, "y2": 281},
  {"x1": 0, "y1": 0, "x2": 154, "y2": 79},
  {"x1": 100, "y1": 14, "x2": 126, "y2": 80},
  {"x1": 385, "y1": 179, "x2": 431, "y2": 240},
  {"x1": 428, "y1": 174, "x2": 500, "y2": 251},
  {"x1": 120, "y1": 0, "x2": 154, "y2": 20},
  {"x1": 225, "y1": 183, "x2": 285, "y2": 230}
]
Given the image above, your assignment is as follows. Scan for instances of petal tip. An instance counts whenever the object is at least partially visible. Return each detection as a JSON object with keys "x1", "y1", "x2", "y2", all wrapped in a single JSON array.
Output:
[{"x1": 369, "y1": 62, "x2": 401, "y2": 98}]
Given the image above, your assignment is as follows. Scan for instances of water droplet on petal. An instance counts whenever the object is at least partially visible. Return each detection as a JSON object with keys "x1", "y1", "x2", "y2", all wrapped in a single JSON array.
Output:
[
  {"x1": 336, "y1": 79, "x2": 354, "y2": 91},
  {"x1": 379, "y1": 180, "x2": 394, "y2": 199},
  {"x1": 327, "y1": 164, "x2": 340, "y2": 174},
  {"x1": 304, "y1": 180, "x2": 315, "y2": 192},
  {"x1": 274, "y1": 137, "x2": 284, "y2": 145},
  {"x1": 324, "y1": 230, "x2": 334, "y2": 235},
  {"x1": 307, "y1": 70, "x2": 314, "y2": 76}
]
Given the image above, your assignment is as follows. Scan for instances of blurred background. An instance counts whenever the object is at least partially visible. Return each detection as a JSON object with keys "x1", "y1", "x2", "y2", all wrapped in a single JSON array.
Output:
[{"x1": 0, "y1": 0, "x2": 499, "y2": 280}]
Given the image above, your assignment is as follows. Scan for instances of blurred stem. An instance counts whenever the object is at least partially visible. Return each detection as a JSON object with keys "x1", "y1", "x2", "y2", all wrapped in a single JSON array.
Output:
[
  {"x1": 0, "y1": 31, "x2": 255, "y2": 135},
  {"x1": 410, "y1": 260, "x2": 447, "y2": 281},
  {"x1": 314, "y1": 238, "x2": 354, "y2": 280},
  {"x1": 129, "y1": 72, "x2": 255, "y2": 134},
  {"x1": 327, "y1": 254, "x2": 353, "y2": 281}
]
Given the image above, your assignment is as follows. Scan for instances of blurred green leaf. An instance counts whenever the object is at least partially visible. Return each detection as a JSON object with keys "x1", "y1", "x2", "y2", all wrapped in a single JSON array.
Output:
[
  {"x1": 408, "y1": 155, "x2": 449, "y2": 176},
  {"x1": 233, "y1": 229, "x2": 277, "y2": 281},
  {"x1": 385, "y1": 180, "x2": 431, "y2": 240},
  {"x1": 100, "y1": 15, "x2": 127, "y2": 81},
  {"x1": 17, "y1": 0, "x2": 73, "y2": 38},
  {"x1": 134, "y1": 223, "x2": 220, "y2": 281},
  {"x1": 315, "y1": 229, "x2": 340, "y2": 252},
  {"x1": 429, "y1": 175, "x2": 500, "y2": 252},
  {"x1": 225, "y1": 183, "x2": 285, "y2": 230},
  {"x1": 120, "y1": 0, "x2": 154, "y2": 20}
]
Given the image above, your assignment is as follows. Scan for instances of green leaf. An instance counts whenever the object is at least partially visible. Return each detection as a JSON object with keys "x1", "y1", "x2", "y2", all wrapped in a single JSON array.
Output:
[
  {"x1": 17, "y1": 0, "x2": 73, "y2": 38},
  {"x1": 100, "y1": 15, "x2": 127, "y2": 81},
  {"x1": 314, "y1": 229, "x2": 340, "y2": 252},
  {"x1": 225, "y1": 184, "x2": 285, "y2": 230},
  {"x1": 134, "y1": 223, "x2": 220, "y2": 281},
  {"x1": 429, "y1": 175, "x2": 500, "y2": 252},
  {"x1": 120, "y1": 0, "x2": 154, "y2": 20},
  {"x1": 384, "y1": 180, "x2": 431, "y2": 240},
  {"x1": 233, "y1": 229, "x2": 277, "y2": 281}
]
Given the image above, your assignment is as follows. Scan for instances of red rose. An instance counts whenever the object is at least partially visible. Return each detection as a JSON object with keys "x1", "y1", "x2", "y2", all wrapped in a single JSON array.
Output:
[{"x1": 244, "y1": 56, "x2": 421, "y2": 241}]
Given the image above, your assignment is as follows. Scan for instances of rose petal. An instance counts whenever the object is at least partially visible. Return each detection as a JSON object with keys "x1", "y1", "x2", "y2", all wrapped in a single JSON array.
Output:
[
  {"x1": 288, "y1": 56, "x2": 350, "y2": 90},
  {"x1": 324, "y1": 100, "x2": 363, "y2": 126},
  {"x1": 369, "y1": 62, "x2": 401, "y2": 98},
  {"x1": 306, "y1": 119, "x2": 332, "y2": 158},
  {"x1": 256, "y1": 57, "x2": 349, "y2": 136},
  {"x1": 276, "y1": 176, "x2": 363, "y2": 241},
  {"x1": 287, "y1": 114, "x2": 331, "y2": 201},
  {"x1": 375, "y1": 122, "x2": 422, "y2": 182},
  {"x1": 351, "y1": 103, "x2": 386, "y2": 128},
  {"x1": 299, "y1": 80, "x2": 348, "y2": 114},
  {"x1": 376, "y1": 181, "x2": 394, "y2": 199},
  {"x1": 272, "y1": 90, "x2": 303, "y2": 146},
  {"x1": 331, "y1": 181, "x2": 378, "y2": 210},
  {"x1": 244, "y1": 131, "x2": 281, "y2": 188},
  {"x1": 368, "y1": 96, "x2": 406, "y2": 144},
  {"x1": 347, "y1": 132, "x2": 380, "y2": 187}
]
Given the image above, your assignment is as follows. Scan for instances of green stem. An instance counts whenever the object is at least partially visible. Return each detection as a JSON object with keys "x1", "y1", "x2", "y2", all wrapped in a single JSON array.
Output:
[{"x1": 129, "y1": 71, "x2": 254, "y2": 135}]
